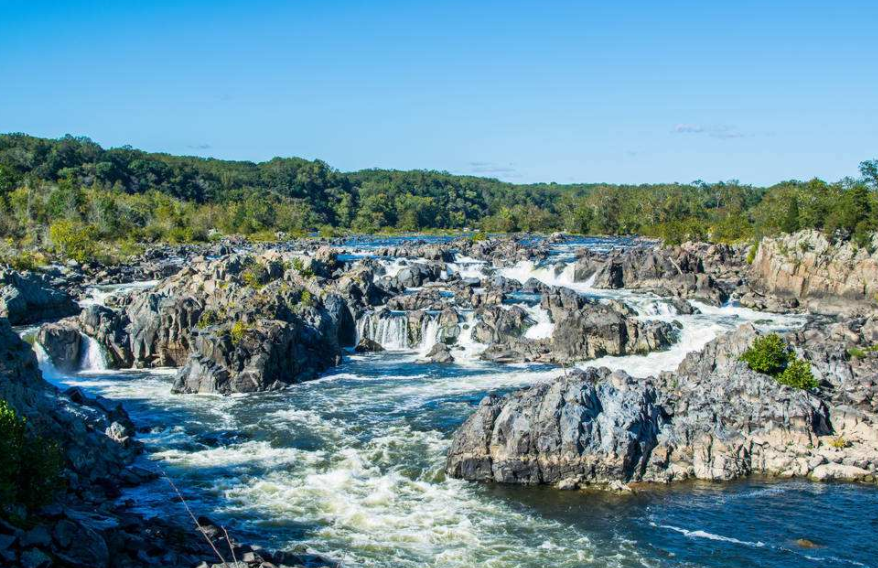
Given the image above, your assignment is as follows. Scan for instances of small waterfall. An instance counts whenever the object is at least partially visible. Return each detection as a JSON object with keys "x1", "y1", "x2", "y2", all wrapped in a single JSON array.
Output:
[
  {"x1": 523, "y1": 305, "x2": 555, "y2": 340},
  {"x1": 453, "y1": 311, "x2": 487, "y2": 362},
  {"x1": 358, "y1": 312, "x2": 411, "y2": 350},
  {"x1": 79, "y1": 333, "x2": 108, "y2": 371},
  {"x1": 418, "y1": 316, "x2": 441, "y2": 355},
  {"x1": 33, "y1": 342, "x2": 64, "y2": 383}
]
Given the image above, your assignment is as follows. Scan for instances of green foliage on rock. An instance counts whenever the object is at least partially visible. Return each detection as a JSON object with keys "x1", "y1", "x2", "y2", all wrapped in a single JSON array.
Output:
[
  {"x1": 741, "y1": 333, "x2": 790, "y2": 376},
  {"x1": 0, "y1": 399, "x2": 64, "y2": 511},
  {"x1": 741, "y1": 334, "x2": 817, "y2": 390},
  {"x1": 777, "y1": 358, "x2": 818, "y2": 390}
]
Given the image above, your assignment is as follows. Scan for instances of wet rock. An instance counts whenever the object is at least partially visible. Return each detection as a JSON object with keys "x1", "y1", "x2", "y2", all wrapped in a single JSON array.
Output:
[
  {"x1": 355, "y1": 337, "x2": 385, "y2": 353},
  {"x1": 424, "y1": 343, "x2": 454, "y2": 364}
]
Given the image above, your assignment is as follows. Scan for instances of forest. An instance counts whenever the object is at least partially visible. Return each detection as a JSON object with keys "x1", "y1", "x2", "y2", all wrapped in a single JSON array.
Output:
[{"x1": 1, "y1": 133, "x2": 876, "y2": 264}]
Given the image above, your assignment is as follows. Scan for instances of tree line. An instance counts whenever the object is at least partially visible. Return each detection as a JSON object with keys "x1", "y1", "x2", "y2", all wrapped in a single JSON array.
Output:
[{"x1": 1, "y1": 133, "x2": 876, "y2": 262}]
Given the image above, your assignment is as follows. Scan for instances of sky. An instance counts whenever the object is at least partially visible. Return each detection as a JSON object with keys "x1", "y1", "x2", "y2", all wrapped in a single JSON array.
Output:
[{"x1": 1, "y1": 0, "x2": 876, "y2": 185}]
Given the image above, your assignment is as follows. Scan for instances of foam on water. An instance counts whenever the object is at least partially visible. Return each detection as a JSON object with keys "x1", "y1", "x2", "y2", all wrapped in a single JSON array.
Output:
[{"x1": 80, "y1": 279, "x2": 159, "y2": 307}]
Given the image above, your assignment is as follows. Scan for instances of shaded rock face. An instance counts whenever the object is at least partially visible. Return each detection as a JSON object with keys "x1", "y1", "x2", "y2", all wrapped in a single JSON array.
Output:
[
  {"x1": 73, "y1": 252, "x2": 347, "y2": 392},
  {"x1": 127, "y1": 292, "x2": 202, "y2": 367},
  {"x1": 78, "y1": 304, "x2": 134, "y2": 368},
  {"x1": 0, "y1": 318, "x2": 139, "y2": 496},
  {"x1": 750, "y1": 229, "x2": 878, "y2": 314},
  {"x1": 477, "y1": 290, "x2": 678, "y2": 365},
  {"x1": 473, "y1": 306, "x2": 534, "y2": 344},
  {"x1": 172, "y1": 318, "x2": 337, "y2": 394},
  {"x1": 36, "y1": 322, "x2": 82, "y2": 373},
  {"x1": 448, "y1": 325, "x2": 856, "y2": 488},
  {"x1": 0, "y1": 270, "x2": 79, "y2": 325}
]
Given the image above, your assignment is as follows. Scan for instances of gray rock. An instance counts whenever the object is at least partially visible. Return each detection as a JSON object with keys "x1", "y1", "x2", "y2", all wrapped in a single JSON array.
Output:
[
  {"x1": 36, "y1": 321, "x2": 82, "y2": 372},
  {"x1": 449, "y1": 325, "x2": 837, "y2": 487},
  {"x1": 424, "y1": 343, "x2": 454, "y2": 364},
  {"x1": 0, "y1": 270, "x2": 79, "y2": 325}
]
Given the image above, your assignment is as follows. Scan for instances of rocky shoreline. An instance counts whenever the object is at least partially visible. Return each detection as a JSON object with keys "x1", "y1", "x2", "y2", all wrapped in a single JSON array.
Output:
[{"x1": 2, "y1": 229, "x2": 878, "y2": 566}]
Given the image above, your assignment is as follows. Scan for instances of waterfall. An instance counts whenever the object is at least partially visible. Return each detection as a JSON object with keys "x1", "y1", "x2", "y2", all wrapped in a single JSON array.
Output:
[
  {"x1": 453, "y1": 311, "x2": 487, "y2": 362},
  {"x1": 33, "y1": 342, "x2": 64, "y2": 383},
  {"x1": 418, "y1": 316, "x2": 441, "y2": 355},
  {"x1": 79, "y1": 333, "x2": 108, "y2": 371},
  {"x1": 358, "y1": 312, "x2": 411, "y2": 350}
]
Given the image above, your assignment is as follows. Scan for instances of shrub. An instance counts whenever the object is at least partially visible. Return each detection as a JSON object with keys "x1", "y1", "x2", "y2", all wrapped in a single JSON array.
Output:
[
  {"x1": 847, "y1": 344, "x2": 878, "y2": 359},
  {"x1": 829, "y1": 436, "x2": 849, "y2": 449},
  {"x1": 229, "y1": 321, "x2": 250, "y2": 345},
  {"x1": 741, "y1": 334, "x2": 817, "y2": 390},
  {"x1": 197, "y1": 309, "x2": 220, "y2": 329},
  {"x1": 241, "y1": 262, "x2": 269, "y2": 288},
  {"x1": 288, "y1": 257, "x2": 315, "y2": 278},
  {"x1": 7, "y1": 250, "x2": 46, "y2": 271},
  {"x1": 741, "y1": 333, "x2": 790, "y2": 375},
  {"x1": 746, "y1": 242, "x2": 759, "y2": 264},
  {"x1": 0, "y1": 400, "x2": 64, "y2": 511},
  {"x1": 300, "y1": 289, "x2": 314, "y2": 307},
  {"x1": 777, "y1": 358, "x2": 818, "y2": 390},
  {"x1": 49, "y1": 219, "x2": 98, "y2": 263}
]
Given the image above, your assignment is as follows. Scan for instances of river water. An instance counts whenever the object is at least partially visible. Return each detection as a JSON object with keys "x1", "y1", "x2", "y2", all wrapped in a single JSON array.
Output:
[{"x1": 25, "y1": 237, "x2": 878, "y2": 568}]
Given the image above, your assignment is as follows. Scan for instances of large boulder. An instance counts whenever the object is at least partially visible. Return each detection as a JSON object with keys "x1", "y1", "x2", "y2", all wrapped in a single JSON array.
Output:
[
  {"x1": 0, "y1": 270, "x2": 79, "y2": 325},
  {"x1": 172, "y1": 314, "x2": 341, "y2": 395},
  {"x1": 36, "y1": 321, "x2": 82, "y2": 373}
]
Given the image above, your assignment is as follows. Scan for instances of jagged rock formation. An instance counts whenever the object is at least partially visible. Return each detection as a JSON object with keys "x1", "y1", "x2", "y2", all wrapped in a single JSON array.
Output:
[
  {"x1": 479, "y1": 290, "x2": 677, "y2": 364},
  {"x1": 573, "y1": 244, "x2": 742, "y2": 305},
  {"x1": 749, "y1": 229, "x2": 878, "y2": 314},
  {"x1": 448, "y1": 324, "x2": 878, "y2": 487}
]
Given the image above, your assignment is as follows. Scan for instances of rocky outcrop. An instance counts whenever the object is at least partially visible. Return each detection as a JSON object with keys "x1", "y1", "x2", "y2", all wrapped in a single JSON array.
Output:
[
  {"x1": 573, "y1": 244, "x2": 740, "y2": 305},
  {"x1": 749, "y1": 230, "x2": 878, "y2": 314},
  {"x1": 36, "y1": 321, "x2": 82, "y2": 373},
  {"x1": 78, "y1": 304, "x2": 135, "y2": 368},
  {"x1": 0, "y1": 270, "x2": 79, "y2": 325},
  {"x1": 479, "y1": 290, "x2": 677, "y2": 364},
  {"x1": 472, "y1": 306, "x2": 534, "y2": 344},
  {"x1": 172, "y1": 314, "x2": 341, "y2": 394},
  {"x1": 448, "y1": 324, "x2": 877, "y2": 487},
  {"x1": 424, "y1": 343, "x2": 455, "y2": 363},
  {"x1": 546, "y1": 292, "x2": 677, "y2": 361}
]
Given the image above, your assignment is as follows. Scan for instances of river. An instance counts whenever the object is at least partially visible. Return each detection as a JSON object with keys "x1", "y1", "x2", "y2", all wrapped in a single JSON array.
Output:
[{"x1": 23, "y1": 236, "x2": 878, "y2": 568}]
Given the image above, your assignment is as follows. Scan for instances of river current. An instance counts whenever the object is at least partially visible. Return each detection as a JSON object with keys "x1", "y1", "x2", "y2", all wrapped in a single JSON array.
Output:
[{"x1": 23, "y1": 237, "x2": 878, "y2": 568}]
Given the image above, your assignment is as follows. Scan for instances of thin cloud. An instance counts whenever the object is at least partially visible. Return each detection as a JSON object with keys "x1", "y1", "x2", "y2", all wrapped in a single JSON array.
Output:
[
  {"x1": 673, "y1": 124, "x2": 749, "y2": 139},
  {"x1": 188, "y1": 143, "x2": 212, "y2": 150},
  {"x1": 467, "y1": 161, "x2": 519, "y2": 176}
]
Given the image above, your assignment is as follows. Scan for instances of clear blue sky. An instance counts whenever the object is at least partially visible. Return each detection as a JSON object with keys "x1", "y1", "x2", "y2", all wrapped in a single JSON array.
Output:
[{"x1": 1, "y1": 0, "x2": 876, "y2": 185}]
